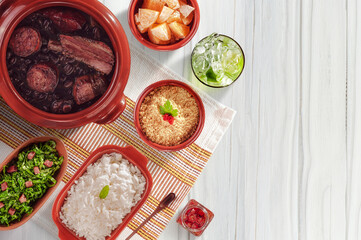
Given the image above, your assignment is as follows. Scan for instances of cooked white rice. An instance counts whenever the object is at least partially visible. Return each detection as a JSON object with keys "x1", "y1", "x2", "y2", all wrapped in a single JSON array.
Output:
[{"x1": 60, "y1": 152, "x2": 146, "y2": 240}]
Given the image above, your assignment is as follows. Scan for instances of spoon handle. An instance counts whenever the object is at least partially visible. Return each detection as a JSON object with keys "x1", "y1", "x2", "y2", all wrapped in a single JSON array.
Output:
[{"x1": 125, "y1": 193, "x2": 176, "y2": 240}]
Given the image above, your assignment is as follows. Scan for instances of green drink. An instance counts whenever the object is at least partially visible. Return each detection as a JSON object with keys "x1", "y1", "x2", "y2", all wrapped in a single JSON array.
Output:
[{"x1": 191, "y1": 33, "x2": 245, "y2": 88}]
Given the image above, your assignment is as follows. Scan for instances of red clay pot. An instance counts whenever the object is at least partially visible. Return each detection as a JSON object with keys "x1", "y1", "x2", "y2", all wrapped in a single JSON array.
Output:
[
  {"x1": 0, "y1": 136, "x2": 68, "y2": 230},
  {"x1": 52, "y1": 145, "x2": 153, "y2": 240},
  {"x1": 0, "y1": 0, "x2": 131, "y2": 129},
  {"x1": 134, "y1": 80, "x2": 205, "y2": 151},
  {"x1": 128, "y1": 0, "x2": 200, "y2": 51}
]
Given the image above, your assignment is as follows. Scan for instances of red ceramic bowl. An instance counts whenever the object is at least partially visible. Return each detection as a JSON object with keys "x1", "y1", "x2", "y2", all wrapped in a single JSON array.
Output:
[
  {"x1": 0, "y1": 0, "x2": 131, "y2": 129},
  {"x1": 134, "y1": 80, "x2": 205, "y2": 151},
  {"x1": 52, "y1": 145, "x2": 153, "y2": 240},
  {"x1": 128, "y1": 0, "x2": 200, "y2": 51},
  {"x1": 0, "y1": 136, "x2": 68, "y2": 230}
]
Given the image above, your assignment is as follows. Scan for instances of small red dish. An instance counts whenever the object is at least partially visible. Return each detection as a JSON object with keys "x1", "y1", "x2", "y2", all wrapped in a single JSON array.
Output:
[
  {"x1": 177, "y1": 199, "x2": 214, "y2": 236},
  {"x1": 52, "y1": 145, "x2": 153, "y2": 240},
  {"x1": 134, "y1": 80, "x2": 205, "y2": 151},
  {"x1": 0, "y1": 136, "x2": 68, "y2": 230},
  {"x1": 128, "y1": 0, "x2": 200, "y2": 51}
]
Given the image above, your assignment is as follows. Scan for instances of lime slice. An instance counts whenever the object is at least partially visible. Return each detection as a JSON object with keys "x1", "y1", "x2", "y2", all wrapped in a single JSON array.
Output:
[{"x1": 222, "y1": 50, "x2": 244, "y2": 80}]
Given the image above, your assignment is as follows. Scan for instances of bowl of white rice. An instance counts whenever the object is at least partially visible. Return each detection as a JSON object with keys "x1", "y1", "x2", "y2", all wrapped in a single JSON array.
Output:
[{"x1": 52, "y1": 145, "x2": 153, "y2": 240}]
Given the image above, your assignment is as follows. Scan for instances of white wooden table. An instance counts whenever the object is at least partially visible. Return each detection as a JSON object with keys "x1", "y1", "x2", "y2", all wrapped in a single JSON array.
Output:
[{"x1": 2, "y1": 0, "x2": 361, "y2": 239}]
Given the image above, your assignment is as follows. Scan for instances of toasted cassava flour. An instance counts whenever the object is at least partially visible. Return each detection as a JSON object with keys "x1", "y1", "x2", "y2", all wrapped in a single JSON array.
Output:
[
  {"x1": 139, "y1": 85, "x2": 200, "y2": 146},
  {"x1": 60, "y1": 153, "x2": 146, "y2": 240}
]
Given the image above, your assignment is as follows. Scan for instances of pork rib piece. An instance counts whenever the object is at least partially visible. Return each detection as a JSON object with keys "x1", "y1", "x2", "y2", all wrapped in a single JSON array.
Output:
[{"x1": 48, "y1": 35, "x2": 115, "y2": 75}]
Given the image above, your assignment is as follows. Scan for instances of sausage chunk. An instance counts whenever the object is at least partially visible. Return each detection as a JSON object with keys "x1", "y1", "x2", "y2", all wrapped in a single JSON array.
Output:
[
  {"x1": 9, "y1": 27, "x2": 41, "y2": 57},
  {"x1": 7, "y1": 165, "x2": 17, "y2": 173},
  {"x1": 73, "y1": 74, "x2": 107, "y2": 105},
  {"x1": 44, "y1": 160, "x2": 53, "y2": 168},
  {"x1": 25, "y1": 181, "x2": 33, "y2": 188},
  {"x1": 26, "y1": 64, "x2": 58, "y2": 93}
]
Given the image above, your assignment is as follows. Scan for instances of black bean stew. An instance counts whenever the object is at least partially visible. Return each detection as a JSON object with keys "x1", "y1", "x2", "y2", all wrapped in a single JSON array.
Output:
[{"x1": 6, "y1": 7, "x2": 115, "y2": 114}]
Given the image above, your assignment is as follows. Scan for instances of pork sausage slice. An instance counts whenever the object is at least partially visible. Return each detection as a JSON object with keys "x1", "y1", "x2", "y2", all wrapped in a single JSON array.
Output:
[
  {"x1": 73, "y1": 74, "x2": 107, "y2": 105},
  {"x1": 9, "y1": 27, "x2": 41, "y2": 57},
  {"x1": 27, "y1": 64, "x2": 58, "y2": 93}
]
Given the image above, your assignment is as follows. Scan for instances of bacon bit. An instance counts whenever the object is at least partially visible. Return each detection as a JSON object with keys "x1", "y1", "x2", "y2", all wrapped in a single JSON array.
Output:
[
  {"x1": 44, "y1": 160, "x2": 53, "y2": 168},
  {"x1": 28, "y1": 151, "x2": 36, "y2": 160},
  {"x1": 1, "y1": 182, "x2": 8, "y2": 191},
  {"x1": 7, "y1": 165, "x2": 17, "y2": 173},
  {"x1": 0, "y1": 202, "x2": 4, "y2": 208},
  {"x1": 33, "y1": 166, "x2": 40, "y2": 175},
  {"x1": 19, "y1": 194, "x2": 27, "y2": 203},
  {"x1": 25, "y1": 181, "x2": 33, "y2": 188},
  {"x1": 8, "y1": 208, "x2": 16, "y2": 215}
]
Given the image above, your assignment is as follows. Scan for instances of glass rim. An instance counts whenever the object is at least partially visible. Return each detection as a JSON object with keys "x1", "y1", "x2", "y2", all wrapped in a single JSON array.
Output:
[{"x1": 191, "y1": 33, "x2": 245, "y2": 88}]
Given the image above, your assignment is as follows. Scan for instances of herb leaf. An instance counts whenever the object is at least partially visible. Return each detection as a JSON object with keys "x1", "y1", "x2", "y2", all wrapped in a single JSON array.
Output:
[
  {"x1": 159, "y1": 100, "x2": 178, "y2": 117},
  {"x1": 99, "y1": 185, "x2": 109, "y2": 199}
]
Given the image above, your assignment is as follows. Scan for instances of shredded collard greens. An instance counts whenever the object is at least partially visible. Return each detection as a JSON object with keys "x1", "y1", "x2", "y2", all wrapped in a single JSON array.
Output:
[{"x1": 0, "y1": 140, "x2": 63, "y2": 226}]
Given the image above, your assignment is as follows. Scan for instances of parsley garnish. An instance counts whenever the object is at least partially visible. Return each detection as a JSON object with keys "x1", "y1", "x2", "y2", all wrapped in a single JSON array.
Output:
[
  {"x1": 159, "y1": 100, "x2": 178, "y2": 117},
  {"x1": 99, "y1": 185, "x2": 109, "y2": 199}
]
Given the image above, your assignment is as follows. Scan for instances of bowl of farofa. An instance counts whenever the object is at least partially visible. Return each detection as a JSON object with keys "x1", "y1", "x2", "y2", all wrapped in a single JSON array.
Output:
[{"x1": 134, "y1": 80, "x2": 205, "y2": 151}]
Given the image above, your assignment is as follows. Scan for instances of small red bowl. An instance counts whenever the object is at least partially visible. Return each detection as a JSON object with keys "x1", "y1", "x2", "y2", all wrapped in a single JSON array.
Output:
[
  {"x1": 0, "y1": 136, "x2": 68, "y2": 230},
  {"x1": 134, "y1": 80, "x2": 205, "y2": 151},
  {"x1": 128, "y1": 0, "x2": 200, "y2": 51},
  {"x1": 52, "y1": 145, "x2": 153, "y2": 240}
]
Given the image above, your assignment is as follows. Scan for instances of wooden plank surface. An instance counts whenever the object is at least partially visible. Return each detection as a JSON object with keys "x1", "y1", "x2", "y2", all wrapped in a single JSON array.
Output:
[
  {"x1": 300, "y1": 0, "x2": 347, "y2": 240},
  {"x1": 0, "y1": 0, "x2": 360, "y2": 240}
]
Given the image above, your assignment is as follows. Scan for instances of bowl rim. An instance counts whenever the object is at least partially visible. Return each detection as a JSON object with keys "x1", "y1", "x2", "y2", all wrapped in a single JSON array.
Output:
[
  {"x1": 0, "y1": 136, "x2": 68, "y2": 230},
  {"x1": 190, "y1": 33, "x2": 245, "y2": 88},
  {"x1": 52, "y1": 145, "x2": 153, "y2": 240},
  {"x1": 127, "y1": 0, "x2": 200, "y2": 51},
  {"x1": 0, "y1": 0, "x2": 130, "y2": 126},
  {"x1": 134, "y1": 80, "x2": 205, "y2": 151}
]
